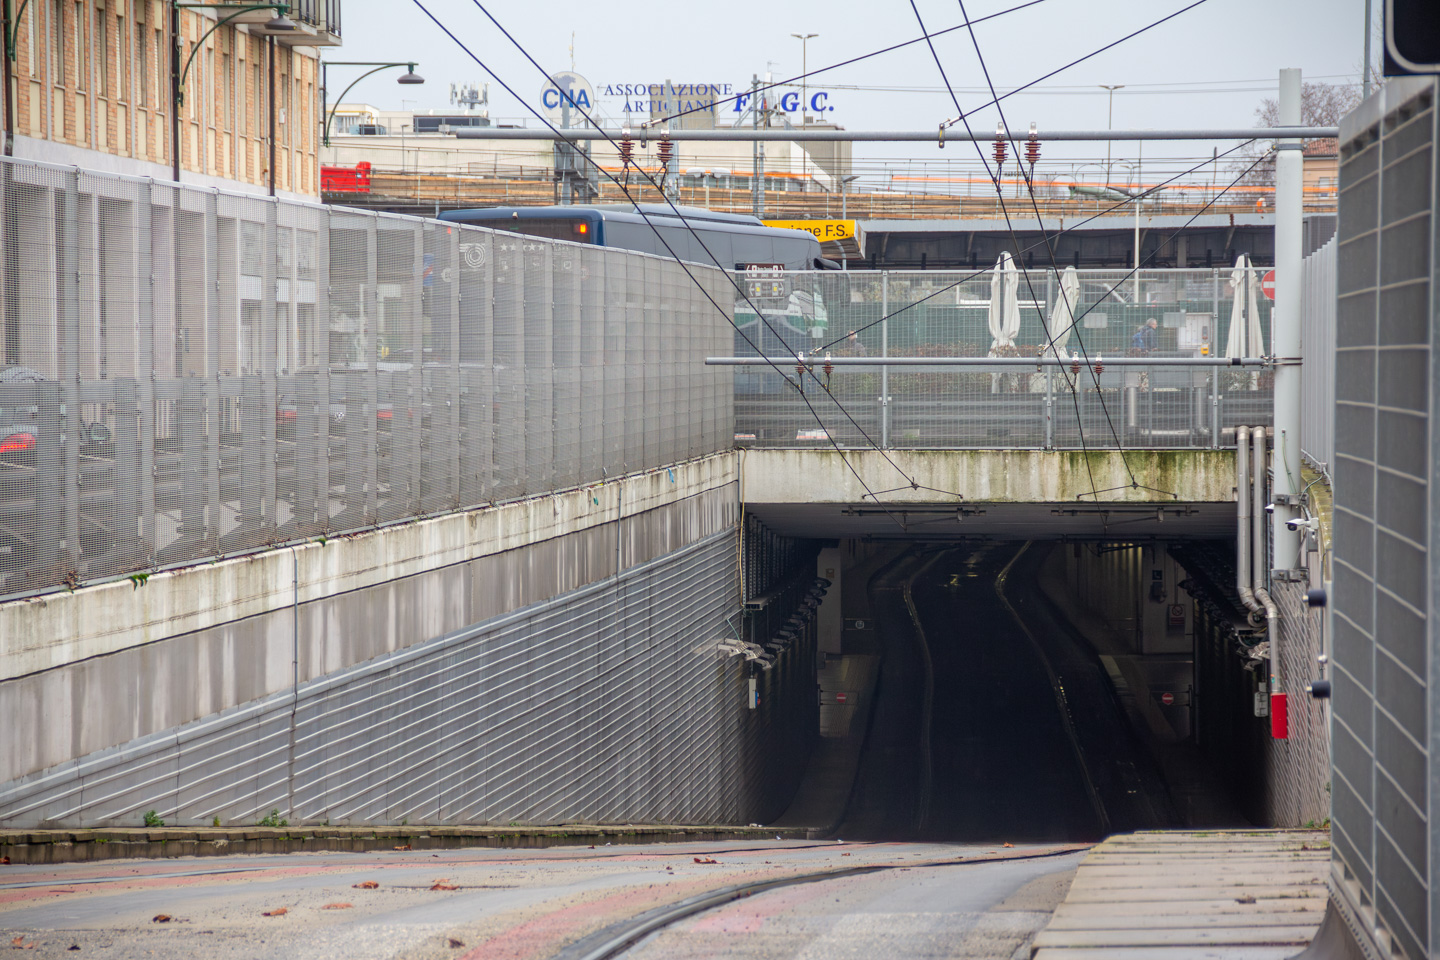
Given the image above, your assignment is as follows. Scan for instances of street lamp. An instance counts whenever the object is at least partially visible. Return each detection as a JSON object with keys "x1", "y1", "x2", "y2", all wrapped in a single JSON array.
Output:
[
  {"x1": 791, "y1": 33, "x2": 818, "y2": 124},
  {"x1": 840, "y1": 174, "x2": 859, "y2": 220},
  {"x1": 1111, "y1": 159, "x2": 1142, "y2": 299},
  {"x1": 322, "y1": 61, "x2": 425, "y2": 147},
  {"x1": 175, "y1": 4, "x2": 293, "y2": 106},
  {"x1": 1099, "y1": 84, "x2": 1124, "y2": 187},
  {"x1": 168, "y1": 3, "x2": 294, "y2": 184}
]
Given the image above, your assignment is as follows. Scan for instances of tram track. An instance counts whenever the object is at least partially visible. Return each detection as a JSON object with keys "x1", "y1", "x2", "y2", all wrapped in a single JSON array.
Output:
[{"x1": 546, "y1": 844, "x2": 1089, "y2": 960}]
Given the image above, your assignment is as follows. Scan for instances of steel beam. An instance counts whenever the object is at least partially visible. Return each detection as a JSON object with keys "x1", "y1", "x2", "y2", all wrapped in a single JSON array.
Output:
[{"x1": 450, "y1": 126, "x2": 1338, "y2": 143}]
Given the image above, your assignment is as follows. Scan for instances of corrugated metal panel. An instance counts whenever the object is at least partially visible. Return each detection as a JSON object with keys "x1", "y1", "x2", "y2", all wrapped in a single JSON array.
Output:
[
  {"x1": 0, "y1": 530, "x2": 786, "y2": 828},
  {"x1": 1331, "y1": 77, "x2": 1436, "y2": 960}
]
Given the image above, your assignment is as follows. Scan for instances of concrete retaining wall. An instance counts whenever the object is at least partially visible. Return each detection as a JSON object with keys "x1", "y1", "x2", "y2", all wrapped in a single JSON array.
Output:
[{"x1": 739, "y1": 448, "x2": 1237, "y2": 505}]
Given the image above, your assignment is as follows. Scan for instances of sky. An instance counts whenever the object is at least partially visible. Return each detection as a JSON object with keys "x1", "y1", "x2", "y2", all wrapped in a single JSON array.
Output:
[{"x1": 330, "y1": 0, "x2": 1367, "y2": 179}]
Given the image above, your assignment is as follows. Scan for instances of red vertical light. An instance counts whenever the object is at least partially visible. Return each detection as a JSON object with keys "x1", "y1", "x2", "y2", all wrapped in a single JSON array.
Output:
[{"x1": 1270, "y1": 693, "x2": 1289, "y2": 739}]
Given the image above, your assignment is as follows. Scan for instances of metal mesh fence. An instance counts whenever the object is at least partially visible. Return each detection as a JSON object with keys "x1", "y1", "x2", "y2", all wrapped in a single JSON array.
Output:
[
  {"x1": 730, "y1": 268, "x2": 1274, "y2": 449},
  {"x1": 0, "y1": 156, "x2": 734, "y2": 601}
]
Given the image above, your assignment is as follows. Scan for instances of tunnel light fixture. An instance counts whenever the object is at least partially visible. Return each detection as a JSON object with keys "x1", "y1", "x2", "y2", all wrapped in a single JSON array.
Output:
[
  {"x1": 841, "y1": 506, "x2": 986, "y2": 518},
  {"x1": 1051, "y1": 507, "x2": 1199, "y2": 518}
]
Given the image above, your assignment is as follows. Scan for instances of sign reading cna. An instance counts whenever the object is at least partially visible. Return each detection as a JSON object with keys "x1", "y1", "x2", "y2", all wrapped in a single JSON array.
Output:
[
  {"x1": 763, "y1": 220, "x2": 856, "y2": 241},
  {"x1": 540, "y1": 72, "x2": 595, "y2": 124}
]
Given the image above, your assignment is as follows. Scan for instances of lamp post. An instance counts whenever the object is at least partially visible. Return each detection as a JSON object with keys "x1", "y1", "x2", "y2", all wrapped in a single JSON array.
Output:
[
  {"x1": 1109, "y1": 159, "x2": 1142, "y2": 299},
  {"x1": 321, "y1": 61, "x2": 425, "y2": 148},
  {"x1": 1099, "y1": 84, "x2": 1123, "y2": 187},
  {"x1": 791, "y1": 33, "x2": 817, "y2": 124},
  {"x1": 169, "y1": 3, "x2": 295, "y2": 182},
  {"x1": 840, "y1": 173, "x2": 859, "y2": 220}
]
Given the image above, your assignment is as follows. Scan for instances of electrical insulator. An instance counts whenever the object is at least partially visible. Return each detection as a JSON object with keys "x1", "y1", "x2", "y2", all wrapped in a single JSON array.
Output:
[
  {"x1": 1024, "y1": 125, "x2": 1041, "y2": 168},
  {"x1": 657, "y1": 137, "x2": 674, "y2": 169},
  {"x1": 992, "y1": 134, "x2": 1008, "y2": 171},
  {"x1": 618, "y1": 136, "x2": 634, "y2": 169}
]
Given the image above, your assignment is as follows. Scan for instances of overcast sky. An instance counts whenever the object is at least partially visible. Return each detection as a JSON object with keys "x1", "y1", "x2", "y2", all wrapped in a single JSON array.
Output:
[{"x1": 331, "y1": 0, "x2": 1366, "y2": 173}]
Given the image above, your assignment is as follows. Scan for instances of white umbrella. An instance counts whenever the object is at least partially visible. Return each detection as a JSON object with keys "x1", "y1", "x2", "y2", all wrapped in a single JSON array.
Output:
[
  {"x1": 987, "y1": 251, "x2": 1021, "y2": 352},
  {"x1": 1046, "y1": 266, "x2": 1081, "y2": 357},
  {"x1": 1031, "y1": 266, "x2": 1083, "y2": 393},
  {"x1": 1224, "y1": 254, "x2": 1264, "y2": 359}
]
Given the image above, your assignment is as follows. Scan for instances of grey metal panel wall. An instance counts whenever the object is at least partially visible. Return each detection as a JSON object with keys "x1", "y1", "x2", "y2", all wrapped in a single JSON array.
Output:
[
  {"x1": 0, "y1": 530, "x2": 764, "y2": 828},
  {"x1": 1301, "y1": 239, "x2": 1337, "y2": 468},
  {"x1": 0, "y1": 155, "x2": 734, "y2": 601},
  {"x1": 1332, "y1": 77, "x2": 1436, "y2": 960}
]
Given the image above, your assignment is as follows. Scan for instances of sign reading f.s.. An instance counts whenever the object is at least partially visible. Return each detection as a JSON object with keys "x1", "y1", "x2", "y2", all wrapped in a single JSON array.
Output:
[{"x1": 541, "y1": 72, "x2": 594, "y2": 126}]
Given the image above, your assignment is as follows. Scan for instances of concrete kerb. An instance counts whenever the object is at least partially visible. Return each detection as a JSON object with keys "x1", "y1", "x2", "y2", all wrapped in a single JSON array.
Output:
[{"x1": 0, "y1": 824, "x2": 811, "y2": 865}]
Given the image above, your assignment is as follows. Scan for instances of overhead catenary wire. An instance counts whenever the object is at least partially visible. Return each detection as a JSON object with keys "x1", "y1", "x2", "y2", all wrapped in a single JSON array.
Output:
[
  {"x1": 908, "y1": 0, "x2": 1112, "y2": 500},
  {"x1": 639, "y1": 0, "x2": 1211, "y2": 131},
  {"x1": 813, "y1": 138, "x2": 1260, "y2": 354},
  {"x1": 956, "y1": 0, "x2": 1272, "y2": 495},
  {"x1": 455, "y1": 0, "x2": 929, "y2": 514},
  {"x1": 408, "y1": 0, "x2": 924, "y2": 525},
  {"x1": 632, "y1": 0, "x2": 1056, "y2": 129}
]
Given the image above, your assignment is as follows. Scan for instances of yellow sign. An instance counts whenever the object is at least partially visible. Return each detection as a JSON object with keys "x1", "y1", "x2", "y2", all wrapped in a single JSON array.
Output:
[{"x1": 763, "y1": 219, "x2": 856, "y2": 241}]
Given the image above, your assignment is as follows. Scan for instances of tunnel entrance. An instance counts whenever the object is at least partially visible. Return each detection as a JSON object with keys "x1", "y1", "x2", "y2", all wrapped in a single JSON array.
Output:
[{"x1": 788, "y1": 539, "x2": 1253, "y2": 843}]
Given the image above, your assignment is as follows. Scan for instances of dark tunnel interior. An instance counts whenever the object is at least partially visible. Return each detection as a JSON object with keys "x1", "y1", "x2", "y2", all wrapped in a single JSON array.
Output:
[{"x1": 818, "y1": 539, "x2": 1252, "y2": 843}]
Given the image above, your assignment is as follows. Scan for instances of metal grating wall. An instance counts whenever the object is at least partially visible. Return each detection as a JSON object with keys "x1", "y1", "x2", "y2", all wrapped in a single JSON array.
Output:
[
  {"x1": 0, "y1": 529, "x2": 798, "y2": 828},
  {"x1": 1332, "y1": 76, "x2": 1437, "y2": 960},
  {"x1": 0, "y1": 156, "x2": 733, "y2": 601},
  {"x1": 731, "y1": 268, "x2": 1273, "y2": 449},
  {"x1": 1267, "y1": 579, "x2": 1332, "y2": 829}
]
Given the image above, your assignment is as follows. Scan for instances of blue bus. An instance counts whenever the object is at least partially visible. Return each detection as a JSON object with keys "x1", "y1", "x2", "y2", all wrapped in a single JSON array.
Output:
[{"x1": 436, "y1": 204, "x2": 837, "y2": 272}]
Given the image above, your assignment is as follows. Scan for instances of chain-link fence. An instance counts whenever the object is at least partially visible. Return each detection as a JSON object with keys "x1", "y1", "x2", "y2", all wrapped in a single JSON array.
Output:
[
  {"x1": 729, "y1": 268, "x2": 1274, "y2": 449},
  {"x1": 0, "y1": 156, "x2": 733, "y2": 601}
]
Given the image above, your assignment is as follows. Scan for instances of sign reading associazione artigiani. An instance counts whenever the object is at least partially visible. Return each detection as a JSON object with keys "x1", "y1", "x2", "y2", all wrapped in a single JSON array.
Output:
[{"x1": 762, "y1": 220, "x2": 856, "y2": 241}]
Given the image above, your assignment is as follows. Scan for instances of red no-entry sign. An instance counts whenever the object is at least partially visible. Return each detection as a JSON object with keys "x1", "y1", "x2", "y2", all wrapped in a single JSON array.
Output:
[
  {"x1": 1261, "y1": 270, "x2": 1276, "y2": 300},
  {"x1": 1160, "y1": 692, "x2": 1175, "y2": 706}
]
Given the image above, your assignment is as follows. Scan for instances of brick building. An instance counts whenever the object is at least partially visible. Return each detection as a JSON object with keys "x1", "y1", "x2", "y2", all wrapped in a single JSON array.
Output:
[{"x1": 0, "y1": 0, "x2": 340, "y2": 199}]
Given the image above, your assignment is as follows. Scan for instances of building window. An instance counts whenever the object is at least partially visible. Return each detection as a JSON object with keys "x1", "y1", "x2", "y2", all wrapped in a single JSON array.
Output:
[
  {"x1": 115, "y1": 13, "x2": 126, "y2": 100},
  {"x1": 153, "y1": 26, "x2": 163, "y2": 109},
  {"x1": 26, "y1": 1, "x2": 37, "y2": 78},
  {"x1": 136, "y1": 5, "x2": 147, "y2": 106},
  {"x1": 97, "y1": 14, "x2": 108, "y2": 97},
  {"x1": 50, "y1": 0, "x2": 63, "y2": 87},
  {"x1": 73, "y1": 2, "x2": 84, "y2": 91}
]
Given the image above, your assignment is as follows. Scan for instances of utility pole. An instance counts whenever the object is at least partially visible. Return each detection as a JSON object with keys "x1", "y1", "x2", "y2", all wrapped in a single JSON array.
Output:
[
  {"x1": 751, "y1": 74, "x2": 762, "y2": 219},
  {"x1": 1363, "y1": 0, "x2": 1373, "y2": 98},
  {"x1": 1271, "y1": 68, "x2": 1303, "y2": 577},
  {"x1": 791, "y1": 33, "x2": 817, "y2": 125}
]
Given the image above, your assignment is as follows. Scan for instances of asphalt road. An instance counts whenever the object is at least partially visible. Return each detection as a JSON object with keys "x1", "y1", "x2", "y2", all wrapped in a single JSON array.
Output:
[{"x1": 0, "y1": 841, "x2": 1085, "y2": 960}]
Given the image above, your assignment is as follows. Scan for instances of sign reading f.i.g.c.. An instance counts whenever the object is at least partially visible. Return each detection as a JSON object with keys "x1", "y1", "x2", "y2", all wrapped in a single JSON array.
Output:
[{"x1": 540, "y1": 72, "x2": 594, "y2": 125}]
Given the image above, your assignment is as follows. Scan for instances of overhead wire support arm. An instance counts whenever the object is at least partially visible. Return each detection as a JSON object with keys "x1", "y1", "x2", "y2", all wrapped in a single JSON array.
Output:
[
  {"x1": 707, "y1": 356, "x2": 1271, "y2": 367},
  {"x1": 448, "y1": 126, "x2": 1339, "y2": 143}
]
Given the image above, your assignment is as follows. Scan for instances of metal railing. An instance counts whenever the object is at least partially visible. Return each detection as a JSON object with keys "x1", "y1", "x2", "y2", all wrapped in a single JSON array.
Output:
[
  {"x1": 727, "y1": 268, "x2": 1275, "y2": 449},
  {"x1": 0, "y1": 156, "x2": 733, "y2": 601}
]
